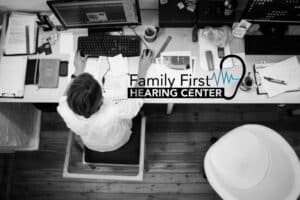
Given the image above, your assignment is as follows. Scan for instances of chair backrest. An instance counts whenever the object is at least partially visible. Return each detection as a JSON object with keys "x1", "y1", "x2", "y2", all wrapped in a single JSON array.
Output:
[
  {"x1": 63, "y1": 116, "x2": 146, "y2": 181},
  {"x1": 204, "y1": 124, "x2": 300, "y2": 200}
]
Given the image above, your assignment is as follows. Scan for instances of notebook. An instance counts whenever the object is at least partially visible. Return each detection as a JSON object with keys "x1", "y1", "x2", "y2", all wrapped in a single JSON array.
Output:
[
  {"x1": 4, "y1": 12, "x2": 38, "y2": 55},
  {"x1": 38, "y1": 59, "x2": 60, "y2": 88},
  {"x1": 0, "y1": 56, "x2": 27, "y2": 97}
]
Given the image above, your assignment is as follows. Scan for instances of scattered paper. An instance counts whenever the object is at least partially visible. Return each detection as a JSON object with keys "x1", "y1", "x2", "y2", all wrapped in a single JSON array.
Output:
[
  {"x1": 103, "y1": 74, "x2": 129, "y2": 100},
  {"x1": 0, "y1": 56, "x2": 27, "y2": 97},
  {"x1": 257, "y1": 56, "x2": 300, "y2": 97},
  {"x1": 107, "y1": 54, "x2": 129, "y2": 76}
]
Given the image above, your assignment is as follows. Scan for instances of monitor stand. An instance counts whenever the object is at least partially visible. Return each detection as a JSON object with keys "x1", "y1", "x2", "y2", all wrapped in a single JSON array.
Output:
[{"x1": 88, "y1": 27, "x2": 123, "y2": 36}]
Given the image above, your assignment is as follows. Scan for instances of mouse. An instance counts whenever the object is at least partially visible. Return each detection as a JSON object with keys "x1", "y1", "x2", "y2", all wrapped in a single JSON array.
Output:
[{"x1": 205, "y1": 50, "x2": 215, "y2": 71}]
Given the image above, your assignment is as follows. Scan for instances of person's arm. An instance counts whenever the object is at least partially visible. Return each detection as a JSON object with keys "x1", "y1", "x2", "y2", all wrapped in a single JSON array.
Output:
[
  {"x1": 116, "y1": 49, "x2": 153, "y2": 119},
  {"x1": 73, "y1": 50, "x2": 88, "y2": 76},
  {"x1": 135, "y1": 49, "x2": 153, "y2": 88}
]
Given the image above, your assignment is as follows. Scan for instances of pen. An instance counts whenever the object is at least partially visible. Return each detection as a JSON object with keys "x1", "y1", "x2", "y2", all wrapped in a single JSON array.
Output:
[
  {"x1": 263, "y1": 76, "x2": 287, "y2": 85},
  {"x1": 25, "y1": 25, "x2": 30, "y2": 54}
]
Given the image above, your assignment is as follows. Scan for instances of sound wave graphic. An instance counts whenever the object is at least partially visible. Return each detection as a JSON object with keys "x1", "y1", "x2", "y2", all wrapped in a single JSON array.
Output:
[{"x1": 209, "y1": 71, "x2": 240, "y2": 86}]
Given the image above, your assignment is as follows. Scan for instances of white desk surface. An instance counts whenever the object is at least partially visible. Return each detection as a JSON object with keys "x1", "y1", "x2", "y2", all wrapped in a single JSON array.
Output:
[{"x1": 1, "y1": 10, "x2": 300, "y2": 104}]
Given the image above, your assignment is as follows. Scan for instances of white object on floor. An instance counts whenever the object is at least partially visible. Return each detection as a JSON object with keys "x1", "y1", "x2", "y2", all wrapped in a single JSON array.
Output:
[{"x1": 204, "y1": 124, "x2": 300, "y2": 200}]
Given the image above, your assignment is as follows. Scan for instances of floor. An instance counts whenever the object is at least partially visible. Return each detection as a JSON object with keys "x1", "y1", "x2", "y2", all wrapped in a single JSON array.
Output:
[{"x1": 3, "y1": 104, "x2": 300, "y2": 200}]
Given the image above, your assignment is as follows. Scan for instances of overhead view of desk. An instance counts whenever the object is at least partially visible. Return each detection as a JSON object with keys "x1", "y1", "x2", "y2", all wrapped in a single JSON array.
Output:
[
  {"x1": 0, "y1": 0, "x2": 300, "y2": 199},
  {"x1": 1, "y1": 10, "x2": 300, "y2": 104}
]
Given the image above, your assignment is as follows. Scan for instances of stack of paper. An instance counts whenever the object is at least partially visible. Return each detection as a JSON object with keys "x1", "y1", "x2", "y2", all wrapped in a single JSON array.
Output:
[
  {"x1": 256, "y1": 56, "x2": 300, "y2": 97},
  {"x1": 4, "y1": 12, "x2": 38, "y2": 55}
]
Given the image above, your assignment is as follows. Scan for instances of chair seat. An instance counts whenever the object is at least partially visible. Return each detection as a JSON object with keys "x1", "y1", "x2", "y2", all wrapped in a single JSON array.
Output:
[
  {"x1": 83, "y1": 115, "x2": 141, "y2": 165},
  {"x1": 204, "y1": 124, "x2": 300, "y2": 200}
]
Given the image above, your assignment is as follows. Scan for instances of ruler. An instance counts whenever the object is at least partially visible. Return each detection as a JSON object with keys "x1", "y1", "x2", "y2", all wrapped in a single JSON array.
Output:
[{"x1": 155, "y1": 36, "x2": 172, "y2": 58}]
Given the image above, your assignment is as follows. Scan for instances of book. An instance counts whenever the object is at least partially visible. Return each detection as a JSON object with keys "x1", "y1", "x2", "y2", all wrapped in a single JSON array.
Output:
[
  {"x1": 0, "y1": 56, "x2": 27, "y2": 97},
  {"x1": 38, "y1": 59, "x2": 60, "y2": 88},
  {"x1": 4, "y1": 12, "x2": 38, "y2": 55}
]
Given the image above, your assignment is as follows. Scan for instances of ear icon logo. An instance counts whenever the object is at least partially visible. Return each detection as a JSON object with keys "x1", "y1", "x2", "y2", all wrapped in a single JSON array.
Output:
[{"x1": 220, "y1": 55, "x2": 246, "y2": 100}]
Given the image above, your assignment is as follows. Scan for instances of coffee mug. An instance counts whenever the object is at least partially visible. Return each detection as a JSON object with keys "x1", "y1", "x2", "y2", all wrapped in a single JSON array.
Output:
[
  {"x1": 240, "y1": 72, "x2": 254, "y2": 91},
  {"x1": 144, "y1": 26, "x2": 159, "y2": 43}
]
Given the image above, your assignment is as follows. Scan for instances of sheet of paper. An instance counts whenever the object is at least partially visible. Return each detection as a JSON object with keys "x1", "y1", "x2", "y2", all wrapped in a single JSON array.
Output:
[
  {"x1": 59, "y1": 32, "x2": 74, "y2": 55},
  {"x1": 5, "y1": 13, "x2": 37, "y2": 54},
  {"x1": 103, "y1": 74, "x2": 129, "y2": 100},
  {"x1": 0, "y1": 56, "x2": 27, "y2": 97},
  {"x1": 160, "y1": 51, "x2": 192, "y2": 70},
  {"x1": 107, "y1": 54, "x2": 129, "y2": 76},
  {"x1": 147, "y1": 58, "x2": 194, "y2": 88},
  {"x1": 198, "y1": 29, "x2": 233, "y2": 71},
  {"x1": 257, "y1": 56, "x2": 300, "y2": 97}
]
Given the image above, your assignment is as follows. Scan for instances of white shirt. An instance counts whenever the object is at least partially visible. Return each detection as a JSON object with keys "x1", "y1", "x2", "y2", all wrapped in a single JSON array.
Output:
[{"x1": 57, "y1": 96, "x2": 143, "y2": 152}]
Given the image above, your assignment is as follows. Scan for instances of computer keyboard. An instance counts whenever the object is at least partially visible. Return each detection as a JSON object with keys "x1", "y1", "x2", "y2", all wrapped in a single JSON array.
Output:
[
  {"x1": 245, "y1": 35, "x2": 300, "y2": 55},
  {"x1": 78, "y1": 35, "x2": 141, "y2": 57}
]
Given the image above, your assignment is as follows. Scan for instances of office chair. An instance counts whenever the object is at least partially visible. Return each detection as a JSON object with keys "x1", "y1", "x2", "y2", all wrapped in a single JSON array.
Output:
[
  {"x1": 204, "y1": 124, "x2": 300, "y2": 200},
  {"x1": 63, "y1": 115, "x2": 146, "y2": 181}
]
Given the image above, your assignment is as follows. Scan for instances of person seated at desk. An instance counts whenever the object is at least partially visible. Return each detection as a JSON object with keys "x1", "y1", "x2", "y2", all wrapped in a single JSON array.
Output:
[{"x1": 57, "y1": 49, "x2": 153, "y2": 152}]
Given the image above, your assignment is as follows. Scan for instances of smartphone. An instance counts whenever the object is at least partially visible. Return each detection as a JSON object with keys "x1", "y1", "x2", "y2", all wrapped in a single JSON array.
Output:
[
  {"x1": 217, "y1": 47, "x2": 225, "y2": 58},
  {"x1": 59, "y1": 61, "x2": 68, "y2": 77}
]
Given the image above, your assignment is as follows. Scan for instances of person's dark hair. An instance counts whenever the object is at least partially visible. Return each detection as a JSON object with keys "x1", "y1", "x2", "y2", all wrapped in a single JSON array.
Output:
[{"x1": 67, "y1": 73, "x2": 102, "y2": 118}]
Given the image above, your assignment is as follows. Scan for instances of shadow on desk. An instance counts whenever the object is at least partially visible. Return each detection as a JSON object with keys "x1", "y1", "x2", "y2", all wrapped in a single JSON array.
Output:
[{"x1": 33, "y1": 103, "x2": 58, "y2": 112}]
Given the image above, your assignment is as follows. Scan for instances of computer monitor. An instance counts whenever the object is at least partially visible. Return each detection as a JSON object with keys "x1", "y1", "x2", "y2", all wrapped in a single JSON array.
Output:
[
  {"x1": 242, "y1": 0, "x2": 300, "y2": 35},
  {"x1": 47, "y1": 0, "x2": 141, "y2": 29}
]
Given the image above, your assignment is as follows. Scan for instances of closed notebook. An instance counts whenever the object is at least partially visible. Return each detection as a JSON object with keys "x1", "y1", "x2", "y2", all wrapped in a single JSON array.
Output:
[{"x1": 38, "y1": 59, "x2": 60, "y2": 88}]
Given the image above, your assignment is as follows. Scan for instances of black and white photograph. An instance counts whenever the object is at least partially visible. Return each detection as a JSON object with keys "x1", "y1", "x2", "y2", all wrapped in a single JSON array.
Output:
[{"x1": 0, "y1": 0, "x2": 300, "y2": 199}]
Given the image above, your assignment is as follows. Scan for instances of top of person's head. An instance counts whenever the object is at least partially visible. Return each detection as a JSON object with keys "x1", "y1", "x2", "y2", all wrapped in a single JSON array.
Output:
[{"x1": 67, "y1": 73, "x2": 103, "y2": 118}]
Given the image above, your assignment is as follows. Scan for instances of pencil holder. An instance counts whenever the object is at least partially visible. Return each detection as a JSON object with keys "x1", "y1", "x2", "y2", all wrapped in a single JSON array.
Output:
[{"x1": 144, "y1": 26, "x2": 159, "y2": 43}]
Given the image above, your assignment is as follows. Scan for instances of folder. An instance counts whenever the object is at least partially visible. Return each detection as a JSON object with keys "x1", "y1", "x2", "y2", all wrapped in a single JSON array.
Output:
[{"x1": 0, "y1": 56, "x2": 27, "y2": 97}]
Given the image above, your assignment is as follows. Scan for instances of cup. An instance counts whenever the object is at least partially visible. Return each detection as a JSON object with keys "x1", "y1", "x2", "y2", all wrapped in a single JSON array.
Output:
[
  {"x1": 240, "y1": 72, "x2": 254, "y2": 91},
  {"x1": 144, "y1": 26, "x2": 159, "y2": 43}
]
